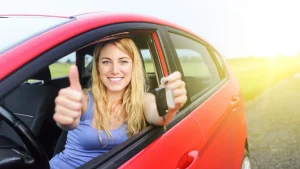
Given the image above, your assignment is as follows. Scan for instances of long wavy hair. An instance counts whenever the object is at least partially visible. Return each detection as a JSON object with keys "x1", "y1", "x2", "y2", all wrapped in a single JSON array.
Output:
[{"x1": 90, "y1": 38, "x2": 147, "y2": 143}]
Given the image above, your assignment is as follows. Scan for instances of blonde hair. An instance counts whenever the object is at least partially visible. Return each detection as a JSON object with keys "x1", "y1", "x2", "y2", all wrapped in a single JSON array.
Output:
[{"x1": 90, "y1": 38, "x2": 147, "y2": 143}]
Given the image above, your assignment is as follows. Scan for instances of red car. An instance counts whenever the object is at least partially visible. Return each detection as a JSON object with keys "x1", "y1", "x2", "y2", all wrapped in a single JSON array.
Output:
[{"x1": 0, "y1": 12, "x2": 250, "y2": 169}]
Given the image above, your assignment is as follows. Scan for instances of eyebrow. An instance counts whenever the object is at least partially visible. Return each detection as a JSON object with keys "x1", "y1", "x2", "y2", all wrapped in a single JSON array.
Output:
[
  {"x1": 100, "y1": 57, "x2": 130, "y2": 60},
  {"x1": 119, "y1": 57, "x2": 130, "y2": 60},
  {"x1": 100, "y1": 57, "x2": 111, "y2": 60}
]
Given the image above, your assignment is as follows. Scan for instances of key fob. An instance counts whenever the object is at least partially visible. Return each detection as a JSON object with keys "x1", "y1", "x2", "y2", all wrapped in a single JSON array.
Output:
[
  {"x1": 153, "y1": 87, "x2": 168, "y2": 117},
  {"x1": 165, "y1": 88, "x2": 175, "y2": 109}
]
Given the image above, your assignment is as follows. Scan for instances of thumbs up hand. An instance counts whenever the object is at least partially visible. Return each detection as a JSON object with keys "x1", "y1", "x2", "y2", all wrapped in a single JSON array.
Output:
[{"x1": 53, "y1": 65, "x2": 83, "y2": 130}]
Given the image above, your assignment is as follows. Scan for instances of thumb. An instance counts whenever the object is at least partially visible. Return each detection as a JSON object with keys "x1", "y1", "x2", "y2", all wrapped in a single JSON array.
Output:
[{"x1": 69, "y1": 65, "x2": 82, "y2": 91}]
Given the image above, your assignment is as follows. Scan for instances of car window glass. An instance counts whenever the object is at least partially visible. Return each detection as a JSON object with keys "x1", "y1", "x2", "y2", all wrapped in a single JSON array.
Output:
[
  {"x1": 133, "y1": 38, "x2": 158, "y2": 92},
  {"x1": 140, "y1": 49, "x2": 155, "y2": 73},
  {"x1": 85, "y1": 54, "x2": 93, "y2": 67},
  {"x1": 0, "y1": 16, "x2": 72, "y2": 54},
  {"x1": 169, "y1": 33, "x2": 221, "y2": 101},
  {"x1": 49, "y1": 52, "x2": 76, "y2": 79}
]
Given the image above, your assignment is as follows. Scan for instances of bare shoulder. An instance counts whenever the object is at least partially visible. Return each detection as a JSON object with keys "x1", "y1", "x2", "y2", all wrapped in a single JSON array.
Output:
[
  {"x1": 144, "y1": 92, "x2": 155, "y2": 102},
  {"x1": 144, "y1": 92, "x2": 154, "y2": 97}
]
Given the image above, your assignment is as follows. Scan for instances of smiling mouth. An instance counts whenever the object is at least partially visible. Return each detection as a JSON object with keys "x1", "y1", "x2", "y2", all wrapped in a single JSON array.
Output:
[{"x1": 108, "y1": 77, "x2": 123, "y2": 82}]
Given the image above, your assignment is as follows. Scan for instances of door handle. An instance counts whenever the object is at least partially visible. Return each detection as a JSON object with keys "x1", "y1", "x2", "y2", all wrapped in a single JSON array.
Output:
[
  {"x1": 231, "y1": 96, "x2": 240, "y2": 110},
  {"x1": 177, "y1": 150, "x2": 199, "y2": 169}
]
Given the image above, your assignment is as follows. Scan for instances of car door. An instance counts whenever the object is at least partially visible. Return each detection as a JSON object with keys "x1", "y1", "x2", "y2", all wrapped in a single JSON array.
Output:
[{"x1": 165, "y1": 28, "x2": 247, "y2": 169}]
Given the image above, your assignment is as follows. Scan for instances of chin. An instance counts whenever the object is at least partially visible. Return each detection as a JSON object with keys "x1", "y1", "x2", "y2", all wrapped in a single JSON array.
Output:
[{"x1": 107, "y1": 87, "x2": 127, "y2": 93}]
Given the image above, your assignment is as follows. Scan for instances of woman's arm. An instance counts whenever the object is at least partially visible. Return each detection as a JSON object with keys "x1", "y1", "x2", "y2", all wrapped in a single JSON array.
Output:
[{"x1": 143, "y1": 71, "x2": 187, "y2": 126}]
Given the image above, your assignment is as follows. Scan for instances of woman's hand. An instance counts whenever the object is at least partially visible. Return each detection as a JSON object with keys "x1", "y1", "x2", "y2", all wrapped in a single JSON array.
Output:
[
  {"x1": 163, "y1": 71, "x2": 187, "y2": 111},
  {"x1": 143, "y1": 71, "x2": 187, "y2": 126},
  {"x1": 53, "y1": 65, "x2": 83, "y2": 130}
]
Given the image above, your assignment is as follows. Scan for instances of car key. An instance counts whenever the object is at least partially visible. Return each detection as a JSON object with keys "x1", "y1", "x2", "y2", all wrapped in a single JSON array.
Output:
[
  {"x1": 153, "y1": 77, "x2": 175, "y2": 131},
  {"x1": 160, "y1": 77, "x2": 175, "y2": 109},
  {"x1": 153, "y1": 87, "x2": 168, "y2": 117}
]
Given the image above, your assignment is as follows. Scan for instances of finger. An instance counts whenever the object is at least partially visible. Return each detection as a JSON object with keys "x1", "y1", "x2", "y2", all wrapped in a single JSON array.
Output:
[
  {"x1": 69, "y1": 65, "x2": 82, "y2": 92},
  {"x1": 174, "y1": 95, "x2": 187, "y2": 106},
  {"x1": 164, "y1": 71, "x2": 181, "y2": 84},
  {"x1": 59, "y1": 88, "x2": 83, "y2": 102},
  {"x1": 55, "y1": 96, "x2": 82, "y2": 111},
  {"x1": 166, "y1": 80, "x2": 185, "y2": 90},
  {"x1": 173, "y1": 88, "x2": 187, "y2": 98},
  {"x1": 53, "y1": 113, "x2": 74, "y2": 125},
  {"x1": 55, "y1": 105, "x2": 81, "y2": 119}
]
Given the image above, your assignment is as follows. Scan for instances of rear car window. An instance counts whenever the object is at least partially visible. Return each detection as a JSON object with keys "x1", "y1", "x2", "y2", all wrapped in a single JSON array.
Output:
[{"x1": 169, "y1": 32, "x2": 221, "y2": 101}]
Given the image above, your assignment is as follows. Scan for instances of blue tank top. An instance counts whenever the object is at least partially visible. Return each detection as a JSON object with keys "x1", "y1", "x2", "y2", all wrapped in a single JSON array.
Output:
[{"x1": 50, "y1": 92, "x2": 129, "y2": 169}]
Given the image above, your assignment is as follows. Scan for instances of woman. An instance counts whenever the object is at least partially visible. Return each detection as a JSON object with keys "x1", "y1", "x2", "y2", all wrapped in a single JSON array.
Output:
[{"x1": 50, "y1": 38, "x2": 187, "y2": 168}]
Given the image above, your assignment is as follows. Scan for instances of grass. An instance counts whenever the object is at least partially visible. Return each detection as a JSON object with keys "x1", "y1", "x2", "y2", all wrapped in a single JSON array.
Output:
[
  {"x1": 49, "y1": 63, "x2": 72, "y2": 78},
  {"x1": 49, "y1": 57, "x2": 300, "y2": 102},
  {"x1": 227, "y1": 57, "x2": 300, "y2": 101}
]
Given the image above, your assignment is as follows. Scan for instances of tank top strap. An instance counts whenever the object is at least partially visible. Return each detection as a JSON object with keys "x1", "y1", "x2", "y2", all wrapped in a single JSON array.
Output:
[{"x1": 80, "y1": 91, "x2": 94, "y2": 121}]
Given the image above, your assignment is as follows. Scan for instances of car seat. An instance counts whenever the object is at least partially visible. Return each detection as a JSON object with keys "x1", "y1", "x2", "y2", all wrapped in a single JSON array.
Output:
[{"x1": 0, "y1": 67, "x2": 59, "y2": 157}]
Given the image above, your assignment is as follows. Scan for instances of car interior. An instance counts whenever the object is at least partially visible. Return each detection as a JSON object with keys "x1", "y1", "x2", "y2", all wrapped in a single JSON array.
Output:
[
  {"x1": 0, "y1": 33, "x2": 160, "y2": 168},
  {"x1": 0, "y1": 67, "x2": 60, "y2": 157}
]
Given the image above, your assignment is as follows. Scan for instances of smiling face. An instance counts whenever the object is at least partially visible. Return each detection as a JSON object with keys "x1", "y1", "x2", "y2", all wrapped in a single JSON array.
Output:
[{"x1": 98, "y1": 43, "x2": 133, "y2": 94}]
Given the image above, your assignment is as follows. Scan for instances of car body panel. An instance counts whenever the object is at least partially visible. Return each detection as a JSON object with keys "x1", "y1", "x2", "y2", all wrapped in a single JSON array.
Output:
[
  {"x1": 119, "y1": 114, "x2": 205, "y2": 169},
  {"x1": 191, "y1": 73, "x2": 246, "y2": 168}
]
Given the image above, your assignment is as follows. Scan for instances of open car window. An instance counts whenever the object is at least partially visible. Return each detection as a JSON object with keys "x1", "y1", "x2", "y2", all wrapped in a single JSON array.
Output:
[
  {"x1": 168, "y1": 32, "x2": 221, "y2": 101},
  {"x1": 80, "y1": 32, "x2": 161, "y2": 92},
  {"x1": 49, "y1": 52, "x2": 76, "y2": 79}
]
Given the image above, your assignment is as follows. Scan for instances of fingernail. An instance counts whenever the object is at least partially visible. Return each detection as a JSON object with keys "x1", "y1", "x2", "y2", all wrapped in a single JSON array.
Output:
[{"x1": 161, "y1": 77, "x2": 168, "y2": 85}]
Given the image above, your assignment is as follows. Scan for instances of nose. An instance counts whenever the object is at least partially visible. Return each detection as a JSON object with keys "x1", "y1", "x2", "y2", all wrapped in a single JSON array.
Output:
[{"x1": 111, "y1": 62, "x2": 119, "y2": 75}]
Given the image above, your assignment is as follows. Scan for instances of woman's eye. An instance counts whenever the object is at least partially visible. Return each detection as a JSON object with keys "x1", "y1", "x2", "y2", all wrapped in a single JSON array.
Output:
[
  {"x1": 120, "y1": 60, "x2": 128, "y2": 64},
  {"x1": 102, "y1": 61, "x2": 109, "y2": 64}
]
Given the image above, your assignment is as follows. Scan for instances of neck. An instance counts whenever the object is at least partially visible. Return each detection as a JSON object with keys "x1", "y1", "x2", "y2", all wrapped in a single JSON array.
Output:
[{"x1": 106, "y1": 90, "x2": 124, "y2": 103}]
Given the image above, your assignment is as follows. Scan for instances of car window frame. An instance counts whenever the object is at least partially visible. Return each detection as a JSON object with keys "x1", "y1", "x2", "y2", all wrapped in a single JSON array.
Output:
[{"x1": 207, "y1": 45, "x2": 228, "y2": 79}]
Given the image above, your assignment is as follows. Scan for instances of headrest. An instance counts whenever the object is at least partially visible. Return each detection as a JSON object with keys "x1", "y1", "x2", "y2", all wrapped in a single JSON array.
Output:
[{"x1": 29, "y1": 67, "x2": 51, "y2": 81}]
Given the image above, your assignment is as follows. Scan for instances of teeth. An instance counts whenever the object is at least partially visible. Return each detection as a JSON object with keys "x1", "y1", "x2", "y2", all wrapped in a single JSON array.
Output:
[{"x1": 109, "y1": 77, "x2": 122, "y2": 81}]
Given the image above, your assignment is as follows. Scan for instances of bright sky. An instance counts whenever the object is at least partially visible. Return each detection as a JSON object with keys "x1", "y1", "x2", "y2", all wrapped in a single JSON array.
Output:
[{"x1": 1, "y1": 0, "x2": 300, "y2": 58}]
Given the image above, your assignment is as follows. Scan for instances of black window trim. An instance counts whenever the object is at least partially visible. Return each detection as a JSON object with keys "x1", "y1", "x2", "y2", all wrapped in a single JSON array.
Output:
[{"x1": 207, "y1": 45, "x2": 227, "y2": 79}]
